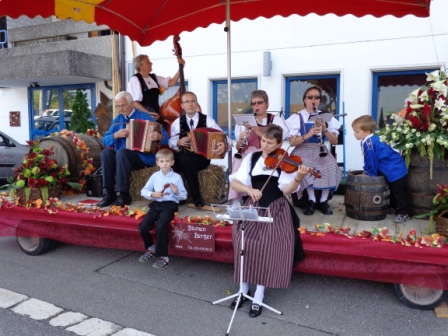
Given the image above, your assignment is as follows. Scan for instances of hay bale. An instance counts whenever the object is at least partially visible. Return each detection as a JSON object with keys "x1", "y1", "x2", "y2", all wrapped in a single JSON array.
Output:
[
  {"x1": 129, "y1": 164, "x2": 226, "y2": 204},
  {"x1": 185, "y1": 164, "x2": 226, "y2": 205},
  {"x1": 129, "y1": 166, "x2": 159, "y2": 201}
]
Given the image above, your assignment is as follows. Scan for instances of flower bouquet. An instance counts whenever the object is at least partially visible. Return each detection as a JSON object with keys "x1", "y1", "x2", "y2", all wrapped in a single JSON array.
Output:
[
  {"x1": 9, "y1": 141, "x2": 71, "y2": 205},
  {"x1": 376, "y1": 69, "x2": 448, "y2": 179}
]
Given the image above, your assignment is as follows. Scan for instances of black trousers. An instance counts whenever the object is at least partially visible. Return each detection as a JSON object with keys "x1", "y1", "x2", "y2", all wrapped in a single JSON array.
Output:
[
  {"x1": 101, "y1": 148, "x2": 147, "y2": 193},
  {"x1": 138, "y1": 201, "x2": 178, "y2": 257},
  {"x1": 389, "y1": 175, "x2": 408, "y2": 215},
  {"x1": 173, "y1": 150, "x2": 210, "y2": 204}
]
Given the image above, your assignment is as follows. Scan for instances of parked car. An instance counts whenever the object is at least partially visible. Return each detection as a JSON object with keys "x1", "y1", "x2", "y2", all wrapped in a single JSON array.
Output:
[
  {"x1": 48, "y1": 109, "x2": 73, "y2": 118},
  {"x1": 44, "y1": 117, "x2": 71, "y2": 131},
  {"x1": 34, "y1": 117, "x2": 71, "y2": 131},
  {"x1": 0, "y1": 131, "x2": 28, "y2": 184}
]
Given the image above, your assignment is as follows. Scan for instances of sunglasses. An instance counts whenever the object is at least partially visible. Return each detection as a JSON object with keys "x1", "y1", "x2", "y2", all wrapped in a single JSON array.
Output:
[
  {"x1": 251, "y1": 101, "x2": 264, "y2": 106},
  {"x1": 306, "y1": 95, "x2": 321, "y2": 100}
]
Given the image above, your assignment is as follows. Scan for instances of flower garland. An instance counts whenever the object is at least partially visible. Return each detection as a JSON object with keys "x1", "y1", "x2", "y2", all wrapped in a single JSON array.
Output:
[{"x1": 299, "y1": 223, "x2": 447, "y2": 248}]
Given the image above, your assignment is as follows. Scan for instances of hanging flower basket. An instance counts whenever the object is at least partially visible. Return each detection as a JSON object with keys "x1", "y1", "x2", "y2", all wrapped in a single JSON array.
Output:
[{"x1": 13, "y1": 185, "x2": 61, "y2": 205}]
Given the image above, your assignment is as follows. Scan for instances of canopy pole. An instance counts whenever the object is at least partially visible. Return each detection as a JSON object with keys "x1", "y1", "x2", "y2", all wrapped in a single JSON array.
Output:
[{"x1": 226, "y1": 0, "x2": 232, "y2": 171}]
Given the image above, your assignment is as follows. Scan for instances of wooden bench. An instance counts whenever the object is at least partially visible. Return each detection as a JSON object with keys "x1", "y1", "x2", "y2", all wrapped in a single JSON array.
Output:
[{"x1": 129, "y1": 164, "x2": 228, "y2": 204}]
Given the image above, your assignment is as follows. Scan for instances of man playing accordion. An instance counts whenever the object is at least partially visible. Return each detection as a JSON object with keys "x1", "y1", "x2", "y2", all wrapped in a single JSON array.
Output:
[
  {"x1": 169, "y1": 91, "x2": 232, "y2": 208},
  {"x1": 97, "y1": 91, "x2": 169, "y2": 208}
]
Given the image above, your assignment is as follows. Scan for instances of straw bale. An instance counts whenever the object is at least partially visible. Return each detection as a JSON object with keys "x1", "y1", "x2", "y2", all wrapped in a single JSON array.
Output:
[{"x1": 129, "y1": 164, "x2": 226, "y2": 204}]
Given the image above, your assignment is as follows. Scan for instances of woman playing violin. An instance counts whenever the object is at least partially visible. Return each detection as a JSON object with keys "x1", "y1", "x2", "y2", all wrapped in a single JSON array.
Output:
[
  {"x1": 229, "y1": 124, "x2": 308, "y2": 318},
  {"x1": 229, "y1": 90, "x2": 289, "y2": 206}
]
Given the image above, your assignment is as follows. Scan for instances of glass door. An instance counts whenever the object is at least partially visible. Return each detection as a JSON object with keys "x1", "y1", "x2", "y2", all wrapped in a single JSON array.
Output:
[{"x1": 29, "y1": 84, "x2": 96, "y2": 140}]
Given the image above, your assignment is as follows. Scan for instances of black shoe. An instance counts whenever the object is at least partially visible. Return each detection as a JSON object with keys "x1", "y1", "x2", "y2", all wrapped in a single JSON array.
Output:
[
  {"x1": 304, "y1": 200, "x2": 315, "y2": 215},
  {"x1": 96, "y1": 193, "x2": 117, "y2": 207},
  {"x1": 320, "y1": 201, "x2": 333, "y2": 215},
  {"x1": 194, "y1": 200, "x2": 205, "y2": 208},
  {"x1": 229, "y1": 291, "x2": 251, "y2": 310},
  {"x1": 249, "y1": 304, "x2": 262, "y2": 318},
  {"x1": 114, "y1": 194, "x2": 132, "y2": 207}
]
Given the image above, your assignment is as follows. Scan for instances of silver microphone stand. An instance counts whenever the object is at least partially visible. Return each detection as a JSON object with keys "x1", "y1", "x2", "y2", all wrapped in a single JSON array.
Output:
[{"x1": 211, "y1": 204, "x2": 282, "y2": 336}]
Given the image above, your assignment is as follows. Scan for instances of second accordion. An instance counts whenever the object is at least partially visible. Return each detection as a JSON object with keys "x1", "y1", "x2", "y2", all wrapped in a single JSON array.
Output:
[
  {"x1": 189, "y1": 127, "x2": 228, "y2": 159},
  {"x1": 126, "y1": 119, "x2": 162, "y2": 153}
]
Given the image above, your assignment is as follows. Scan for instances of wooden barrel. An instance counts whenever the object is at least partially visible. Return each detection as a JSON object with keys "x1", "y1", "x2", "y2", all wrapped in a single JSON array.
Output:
[
  {"x1": 345, "y1": 170, "x2": 390, "y2": 221},
  {"x1": 37, "y1": 134, "x2": 104, "y2": 180},
  {"x1": 406, "y1": 149, "x2": 448, "y2": 216}
]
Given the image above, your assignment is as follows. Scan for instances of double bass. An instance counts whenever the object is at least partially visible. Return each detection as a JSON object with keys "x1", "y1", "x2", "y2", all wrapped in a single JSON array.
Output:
[{"x1": 159, "y1": 35, "x2": 201, "y2": 136}]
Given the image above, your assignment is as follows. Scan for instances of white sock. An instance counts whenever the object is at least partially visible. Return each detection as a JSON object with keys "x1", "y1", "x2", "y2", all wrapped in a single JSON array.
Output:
[
  {"x1": 307, "y1": 188, "x2": 316, "y2": 202},
  {"x1": 240, "y1": 282, "x2": 250, "y2": 294},
  {"x1": 320, "y1": 189, "x2": 330, "y2": 203},
  {"x1": 253, "y1": 284, "x2": 265, "y2": 305},
  {"x1": 148, "y1": 245, "x2": 155, "y2": 253},
  {"x1": 161, "y1": 256, "x2": 169, "y2": 262},
  {"x1": 231, "y1": 198, "x2": 242, "y2": 206}
]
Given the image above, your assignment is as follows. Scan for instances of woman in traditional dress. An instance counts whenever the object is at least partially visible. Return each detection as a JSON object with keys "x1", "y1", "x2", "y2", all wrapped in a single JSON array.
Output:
[
  {"x1": 285, "y1": 85, "x2": 342, "y2": 215},
  {"x1": 229, "y1": 124, "x2": 308, "y2": 318},
  {"x1": 228, "y1": 90, "x2": 289, "y2": 206}
]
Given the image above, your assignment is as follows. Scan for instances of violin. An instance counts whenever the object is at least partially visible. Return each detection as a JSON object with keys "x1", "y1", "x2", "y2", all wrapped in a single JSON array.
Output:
[{"x1": 264, "y1": 148, "x2": 321, "y2": 178}]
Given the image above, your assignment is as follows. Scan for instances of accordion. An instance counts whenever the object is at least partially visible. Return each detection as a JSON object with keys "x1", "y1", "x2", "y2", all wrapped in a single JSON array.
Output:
[
  {"x1": 125, "y1": 119, "x2": 161, "y2": 153},
  {"x1": 189, "y1": 128, "x2": 228, "y2": 159}
]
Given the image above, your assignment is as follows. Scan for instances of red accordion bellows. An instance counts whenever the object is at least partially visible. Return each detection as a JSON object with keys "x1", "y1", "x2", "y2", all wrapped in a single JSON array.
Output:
[
  {"x1": 126, "y1": 119, "x2": 161, "y2": 153},
  {"x1": 190, "y1": 128, "x2": 227, "y2": 159}
]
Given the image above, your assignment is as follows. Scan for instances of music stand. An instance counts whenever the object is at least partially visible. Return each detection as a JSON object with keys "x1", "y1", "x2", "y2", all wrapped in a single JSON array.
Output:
[{"x1": 211, "y1": 204, "x2": 282, "y2": 336}]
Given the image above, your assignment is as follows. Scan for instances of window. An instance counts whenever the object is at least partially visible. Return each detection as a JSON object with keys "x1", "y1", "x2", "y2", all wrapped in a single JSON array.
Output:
[
  {"x1": 372, "y1": 69, "x2": 438, "y2": 128},
  {"x1": 285, "y1": 75, "x2": 340, "y2": 119},
  {"x1": 212, "y1": 79, "x2": 257, "y2": 137},
  {"x1": 29, "y1": 84, "x2": 95, "y2": 140}
]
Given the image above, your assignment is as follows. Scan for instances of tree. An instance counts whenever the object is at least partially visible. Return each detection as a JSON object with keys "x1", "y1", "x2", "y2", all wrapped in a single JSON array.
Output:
[{"x1": 70, "y1": 89, "x2": 95, "y2": 133}]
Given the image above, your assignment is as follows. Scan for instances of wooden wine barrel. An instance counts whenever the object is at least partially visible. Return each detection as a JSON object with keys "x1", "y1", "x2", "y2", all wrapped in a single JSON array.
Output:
[
  {"x1": 406, "y1": 150, "x2": 448, "y2": 216},
  {"x1": 345, "y1": 170, "x2": 390, "y2": 221},
  {"x1": 37, "y1": 134, "x2": 104, "y2": 180}
]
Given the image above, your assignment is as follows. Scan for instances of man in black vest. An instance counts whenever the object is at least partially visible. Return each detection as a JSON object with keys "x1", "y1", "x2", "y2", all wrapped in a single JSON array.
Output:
[
  {"x1": 169, "y1": 92, "x2": 231, "y2": 208},
  {"x1": 127, "y1": 54, "x2": 184, "y2": 121}
]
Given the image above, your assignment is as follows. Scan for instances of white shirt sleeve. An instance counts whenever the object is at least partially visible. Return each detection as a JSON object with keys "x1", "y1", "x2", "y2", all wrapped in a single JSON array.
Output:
[
  {"x1": 272, "y1": 115, "x2": 290, "y2": 140},
  {"x1": 169, "y1": 118, "x2": 181, "y2": 150},
  {"x1": 127, "y1": 76, "x2": 143, "y2": 102},
  {"x1": 285, "y1": 114, "x2": 303, "y2": 138}
]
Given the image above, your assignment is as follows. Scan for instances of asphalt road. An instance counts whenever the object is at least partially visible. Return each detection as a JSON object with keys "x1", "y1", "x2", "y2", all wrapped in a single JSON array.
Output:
[{"x1": 0, "y1": 236, "x2": 447, "y2": 336}]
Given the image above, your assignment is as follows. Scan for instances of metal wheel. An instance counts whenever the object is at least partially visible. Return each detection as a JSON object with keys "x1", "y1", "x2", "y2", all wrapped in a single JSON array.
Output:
[
  {"x1": 16, "y1": 236, "x2": 54, "y2": 256},
  {"x1": 394, "y1": 283, "x2": 448, "y2": 310}
]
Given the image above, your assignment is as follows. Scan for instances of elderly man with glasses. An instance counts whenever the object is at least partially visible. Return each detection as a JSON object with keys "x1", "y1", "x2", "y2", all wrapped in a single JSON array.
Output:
[{"x1": 97, "y1": 91, "x2": 169, "y2": 207}]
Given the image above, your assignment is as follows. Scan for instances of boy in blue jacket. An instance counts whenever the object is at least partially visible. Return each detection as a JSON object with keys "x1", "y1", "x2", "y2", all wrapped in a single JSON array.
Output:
[{"x1": 352, "y1": 115, "x2": 409, "y2": 223}]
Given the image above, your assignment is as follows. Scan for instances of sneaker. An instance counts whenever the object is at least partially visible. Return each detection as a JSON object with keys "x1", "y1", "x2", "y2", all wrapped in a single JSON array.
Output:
[
  {"x1": 153, "y1": 258, "x2": 169, "y2": 269},
  {"x1": 394, "y1": 214, "x2": 409, "y2": 223},
  {"x1": 138, "y1": 251, "x2": 155, "y2": 263}
]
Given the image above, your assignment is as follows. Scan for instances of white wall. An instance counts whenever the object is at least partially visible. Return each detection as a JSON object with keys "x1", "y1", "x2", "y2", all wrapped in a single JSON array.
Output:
[
  {"x1": 0, "y1": 87, "x2": 29, "y2": 143},
  {"x1": 129, "y1": 0, "x2": 448, "y2": 172}
]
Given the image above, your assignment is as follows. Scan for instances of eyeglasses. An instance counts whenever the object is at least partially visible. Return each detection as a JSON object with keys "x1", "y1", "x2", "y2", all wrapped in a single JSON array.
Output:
[
  {"x1": 115, "y1": 103, "x2": 128, "y2": 109},
  {"x1": 251, "y1": 101, "x2": 264, "y2": 106},
  {"x1": 306, "y1": 95, "x2": 321, "y2": 100},
  {"x1": 182, "y1": 100, "x2": 197, "y2": 104}
]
